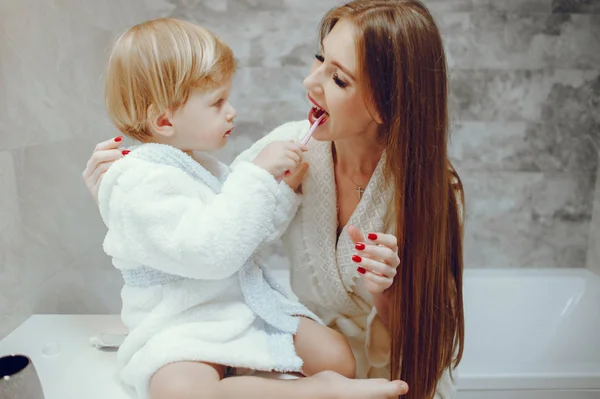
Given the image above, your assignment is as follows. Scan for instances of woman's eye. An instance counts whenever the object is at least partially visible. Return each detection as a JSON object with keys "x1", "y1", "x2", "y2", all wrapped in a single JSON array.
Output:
[
  {"x1": 315, "y1": 54, "x2": 324, "y2": 62},
  {"x1": 333, "y1": 73, "x2": 348, "y2": 88}
]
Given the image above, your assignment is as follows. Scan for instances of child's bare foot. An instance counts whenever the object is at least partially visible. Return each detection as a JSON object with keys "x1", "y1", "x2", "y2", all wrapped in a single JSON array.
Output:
[{"x1": 313, "y1": 370, "x2": 409, "y2": 399}]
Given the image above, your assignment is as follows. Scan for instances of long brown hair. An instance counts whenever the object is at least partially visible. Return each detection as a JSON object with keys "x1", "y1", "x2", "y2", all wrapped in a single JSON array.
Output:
[{"x1": 320, "y1": 2, "x2": 465, "y2": 398}]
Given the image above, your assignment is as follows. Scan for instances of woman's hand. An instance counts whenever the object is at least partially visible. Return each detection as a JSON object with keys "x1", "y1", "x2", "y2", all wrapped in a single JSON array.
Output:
[
  {"x1": 349, "y1": 225, "x2": 400, "y2": 325},
  {"x1": 348, "y1": 225, "x2": 400, "y2": 295},
  {"x1": 81, "y1": 136, "x2": 128, "y2": 203}
]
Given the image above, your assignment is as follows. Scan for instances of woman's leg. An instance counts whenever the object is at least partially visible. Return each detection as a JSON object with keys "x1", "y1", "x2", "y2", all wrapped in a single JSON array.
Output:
[{"x1": 294, "y1": 317, "x2": 356, "y2": 378}]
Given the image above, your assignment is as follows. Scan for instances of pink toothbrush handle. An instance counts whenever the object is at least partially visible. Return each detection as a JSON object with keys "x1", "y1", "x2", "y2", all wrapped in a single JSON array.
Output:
[{"x1": 276, "y1": 115, "x2": 324, "y2": 183}]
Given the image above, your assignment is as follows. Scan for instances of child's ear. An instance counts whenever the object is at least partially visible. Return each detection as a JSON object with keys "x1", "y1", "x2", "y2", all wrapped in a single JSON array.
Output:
[{"x1": 147, "y1": 105, "x2": 175, "y2": 137}]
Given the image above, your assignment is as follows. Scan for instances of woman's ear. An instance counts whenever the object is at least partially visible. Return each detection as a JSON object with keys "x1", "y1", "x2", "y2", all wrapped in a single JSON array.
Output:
[
  {"x1": 366, "y1": 98, "x2": 384, "y2": 125},
  {"x1": 147, "y1": 105, "x2": 175, "y2": 137},
  {"x1": 373, "y1": 111, "x2": 383, "y2": 125}
]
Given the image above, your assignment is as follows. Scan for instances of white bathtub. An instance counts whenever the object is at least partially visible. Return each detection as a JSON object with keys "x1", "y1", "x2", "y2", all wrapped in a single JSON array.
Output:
[{"x1": 456, "y1": 268, "x2": 600, "y2": 399}]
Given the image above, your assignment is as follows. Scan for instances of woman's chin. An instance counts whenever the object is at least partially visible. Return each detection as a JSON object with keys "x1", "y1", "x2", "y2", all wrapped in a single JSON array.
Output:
[{"x1": 311, "y1": 125, "x2": 332, "y2": 142}]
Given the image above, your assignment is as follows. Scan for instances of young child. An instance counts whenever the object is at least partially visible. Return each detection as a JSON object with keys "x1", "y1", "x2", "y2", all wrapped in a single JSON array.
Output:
[{"x1": 98, "y1": 18, "x2": 356, "y2": 399}]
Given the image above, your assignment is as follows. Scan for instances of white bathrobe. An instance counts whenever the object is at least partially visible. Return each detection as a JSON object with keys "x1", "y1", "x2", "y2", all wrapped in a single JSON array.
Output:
[
  {"x1": 98, "y1": 143, "x2": 320, "y2": 399},
  {"x1": 231, "y1": 120, "x2": 458, "y2": 398}
]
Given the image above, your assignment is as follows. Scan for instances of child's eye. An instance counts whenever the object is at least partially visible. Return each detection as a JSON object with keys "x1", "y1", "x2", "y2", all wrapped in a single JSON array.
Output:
[
  {"x1": 214, "y1": 99, "x2": 224, "y2": 107},
  {"x1": 315, "y1": 54, "x2": 324, "y2": 62}
]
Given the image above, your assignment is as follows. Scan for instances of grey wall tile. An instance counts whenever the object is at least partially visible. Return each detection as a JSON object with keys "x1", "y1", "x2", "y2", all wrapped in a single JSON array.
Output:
[
  {"x1": 552, "y1": 0, "x2": 600, "y2": 13},
  {"x1": 446, "y1": 14, "x2": 600, "y2": 69},
  {"x1": 0, "y1": 151, "x2": 29, "y2": 339},
  {"x1": 450, "y1": 70, "x2": 599, "y2": 122},
  {"x1": 462, "y1": 172, "x2": 589, "y2": 268},
  {"x1": 587, "y1": 159, "x2": 600, "y2": 275},
  {"x1": 482, "y1": 0, "x2": 553, "y2": 13}
]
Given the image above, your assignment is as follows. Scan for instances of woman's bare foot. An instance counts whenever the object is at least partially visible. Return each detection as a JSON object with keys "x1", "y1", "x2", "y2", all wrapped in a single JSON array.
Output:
[{"x1": 313, "y1": 370, "x2": 409, "y2": 399}]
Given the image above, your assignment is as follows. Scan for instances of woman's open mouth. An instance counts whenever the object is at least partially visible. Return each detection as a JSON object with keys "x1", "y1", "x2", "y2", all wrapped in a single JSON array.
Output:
[{"x1": 308, "y1": 102, "x2": 329, "y2": 126}]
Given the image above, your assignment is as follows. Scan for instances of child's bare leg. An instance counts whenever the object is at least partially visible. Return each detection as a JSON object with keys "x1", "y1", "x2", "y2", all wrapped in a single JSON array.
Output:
[
  {"x1": 150, "y1": 361, "x2": 407, "y2": 399},
  {"x1": 149, "y1": 361, "x2": 225, "y2": 399},
  {"x1": 294, "y1": 317, "x2": 356, "y2": 378},
  {"x1": 220, "y1": 371, "x2": 408, "y2": 399}
]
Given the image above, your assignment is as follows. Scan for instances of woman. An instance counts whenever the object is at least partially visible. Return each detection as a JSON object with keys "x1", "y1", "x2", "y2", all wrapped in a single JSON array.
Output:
[{"x1": 82, "y1": 1, "x2": 465, "y2": 399}]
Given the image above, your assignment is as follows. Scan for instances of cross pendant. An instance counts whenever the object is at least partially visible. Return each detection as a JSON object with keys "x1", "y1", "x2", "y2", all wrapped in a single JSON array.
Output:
[{"x1": 356, "y1": 186, "x2": 365, "y2": 199}]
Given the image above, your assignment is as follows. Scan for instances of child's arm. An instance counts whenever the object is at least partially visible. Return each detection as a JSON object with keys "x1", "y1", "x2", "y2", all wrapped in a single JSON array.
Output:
[
  {"x1": 262, "y1": 179, "x2": 303, "y2": 244},
  {"x1": 231, "y1": 121, "x2": 309, "y2": 244},
  {"x1": 102, "y1": 160, "x2": 280, "y2": 280}
]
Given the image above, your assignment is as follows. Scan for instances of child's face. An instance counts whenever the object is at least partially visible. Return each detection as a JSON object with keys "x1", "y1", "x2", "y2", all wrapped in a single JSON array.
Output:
[{"x1": 169, "y1": 78, "x2": 236, "y2": 153}]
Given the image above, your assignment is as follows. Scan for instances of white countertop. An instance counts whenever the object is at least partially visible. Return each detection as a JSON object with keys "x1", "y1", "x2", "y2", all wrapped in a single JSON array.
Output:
[{"x1": 0, "y1": 315, "x2": 130, "y2": 399}]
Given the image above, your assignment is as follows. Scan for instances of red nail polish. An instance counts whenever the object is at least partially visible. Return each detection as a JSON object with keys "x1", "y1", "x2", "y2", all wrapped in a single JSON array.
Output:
[
  {"x1": 122, "y1": 150, "x2": 130, "y2": 155},
  {"x1": 114, "y1": 136, "x2": 122, "y2": 142},
  {"x1": 357, "y1": 267, "x2": 366, "y2": 275},
  {"x1": 368, "y1": 233, "x2": 378, "y2": 240},
  {"x1": 355, "y1": 242, "x2": 365, "y2": 251},
  {"x1": 352, "y1": 255, "x2": 362, "y2": 263}
]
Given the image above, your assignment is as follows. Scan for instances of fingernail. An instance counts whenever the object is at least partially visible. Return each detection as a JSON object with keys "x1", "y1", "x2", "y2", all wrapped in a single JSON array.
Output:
[
  {"x1": 368, "y1": 233, "x2": 378, "y2": 241},
  {"x1": 357, "y1": 267, "x2": 366, "y2": 275},
  {"x1": 352, "y1": 255, "x2": 362, "y2": 263},
  {"x1": 355, "y1": 242, "x2": 365, "y2": 251},
  {"x1": 114, "y1": 136, "x2": 122, "y2": 142},
  {"x1": 122, "y1": 150, "x2": 130, "y2": 155}
]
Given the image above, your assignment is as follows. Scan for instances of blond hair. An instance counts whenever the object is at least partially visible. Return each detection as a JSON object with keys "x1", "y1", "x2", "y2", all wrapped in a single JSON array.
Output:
[{"x1": 104, "y1": 18, "x2": 236, "y2": 141}]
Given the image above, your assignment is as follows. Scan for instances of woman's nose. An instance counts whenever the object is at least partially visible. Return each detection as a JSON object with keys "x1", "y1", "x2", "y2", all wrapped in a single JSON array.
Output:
[{"x1": 303, "y1": 62, "x2": 323, "y2": 93}]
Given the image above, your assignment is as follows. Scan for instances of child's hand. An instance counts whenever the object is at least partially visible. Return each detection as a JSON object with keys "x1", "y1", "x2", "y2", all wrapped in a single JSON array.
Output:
[
  {"x1": 253, "y1": 140, "x2": 307, "y2": 179},
  {"x1": 283, "y1": 162, "x2": 309, "y2": 193}
]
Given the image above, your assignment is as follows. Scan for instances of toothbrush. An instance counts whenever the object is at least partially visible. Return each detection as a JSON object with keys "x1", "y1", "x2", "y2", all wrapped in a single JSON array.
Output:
[{"x1": 276, "y1": 114, "x2": 325, "y2": 183}]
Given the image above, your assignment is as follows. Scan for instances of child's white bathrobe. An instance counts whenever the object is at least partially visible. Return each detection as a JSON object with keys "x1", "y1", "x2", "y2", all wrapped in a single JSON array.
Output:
[{"x1": 98, "y1": 143, "x2": 320, "y2": 398}]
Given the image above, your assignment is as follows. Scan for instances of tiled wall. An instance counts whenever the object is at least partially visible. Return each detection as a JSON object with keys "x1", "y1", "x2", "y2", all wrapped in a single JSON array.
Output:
[
  {"x1": 587, "y1": 160, "x2": 600, "y2": 276},
  {"x1": 0, "y1": 0, "x2": 598, "y2": 338}
]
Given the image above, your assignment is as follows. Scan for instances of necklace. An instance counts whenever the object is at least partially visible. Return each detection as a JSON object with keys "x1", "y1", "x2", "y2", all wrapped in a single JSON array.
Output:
[
  {"x1": 332, "y1": 144, "x2": 369, "y2": 200},
  {"x1": 345, "y1": 174, "x2": 366, "y2": 199}
]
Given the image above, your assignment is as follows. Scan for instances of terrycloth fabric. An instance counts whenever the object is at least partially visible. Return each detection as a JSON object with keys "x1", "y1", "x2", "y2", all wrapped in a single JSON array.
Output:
[
  {"x1": 231, "y1": 121, "x2": 458, "y2": 399},
  {"x1": 98, "y1": 143, "x2": 321, "y2": 399}
]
